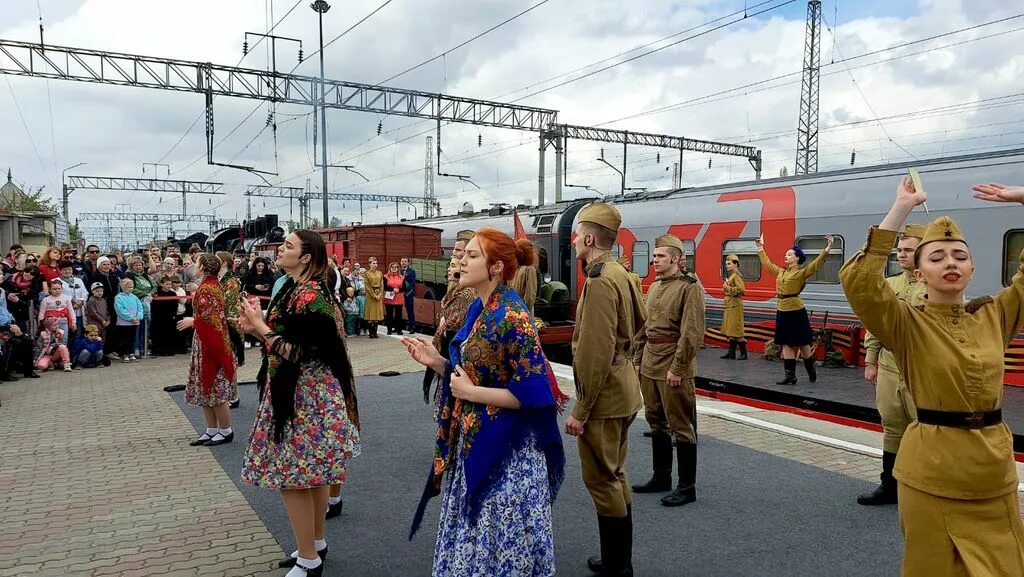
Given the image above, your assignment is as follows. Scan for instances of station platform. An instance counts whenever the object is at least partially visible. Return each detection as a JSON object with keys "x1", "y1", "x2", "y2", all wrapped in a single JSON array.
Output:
[{"x1": 694, "y1": 348, "x2": 1024, "y2": 453}]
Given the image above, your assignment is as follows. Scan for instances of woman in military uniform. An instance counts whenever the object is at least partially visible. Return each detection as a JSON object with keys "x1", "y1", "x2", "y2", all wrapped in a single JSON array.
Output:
[
  {"x1": 720, "y1": 254, "x2": 746, "y2": 360},
  {"x1": 362, "y1": 257, "x2": 385, "y2": 338},
  {"x1": 755, "y1": 234, "x2": 832, "y2": 384},
  {"x1": 839, "y1": 178, "x2": 1024, "y2": 577}
]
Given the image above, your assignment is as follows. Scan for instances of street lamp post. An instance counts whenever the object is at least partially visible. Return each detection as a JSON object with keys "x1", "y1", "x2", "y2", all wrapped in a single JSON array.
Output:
[
  {"x1": 596, "y1": 158, "x2": 625, "y2": 195},
  {"x1": 311, "y1": 0, "x2": 331, "y2": 229},
  {"x1": 61, "y1": 162, "x2": 87, "y2": 220}
]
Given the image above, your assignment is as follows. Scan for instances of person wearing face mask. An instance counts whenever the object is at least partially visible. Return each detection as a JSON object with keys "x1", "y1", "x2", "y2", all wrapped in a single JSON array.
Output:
[
  {"x1": 857, "y1": 223, "x2": 928, "y2": 507},
  {"x1": 567, "y1": 202, "x2": 646, "y2": 577},
  {"x1": 720, "y1": 254, "x2": 747, "y2": 360},
  {"x1": 630, "y1": 235, "x2": 705, "y2": 509},
  {"x1": 755, "y1": 232, "x2": 833, "y2": 385},
  {"x1": 422, "y1": 254, "x2": 476, "y2": 408},
  {"x1": 840, "y1": 178, "x2": 1024, "y2": 577},
  {"x1": 402, "y1": 227, "x2": 566, "y2": 577}
]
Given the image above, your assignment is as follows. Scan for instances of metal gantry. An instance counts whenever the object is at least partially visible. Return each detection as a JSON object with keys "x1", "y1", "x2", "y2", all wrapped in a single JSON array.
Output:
[
  {"x1": 795, "y1": 0, "x2": 822, "y2": 175},
  {"x1": 65, "y1": 176, "x2": 224, "y2": 220},
  {"x1": 242, "y1": 186, "x2": 439, "y2": 224}
]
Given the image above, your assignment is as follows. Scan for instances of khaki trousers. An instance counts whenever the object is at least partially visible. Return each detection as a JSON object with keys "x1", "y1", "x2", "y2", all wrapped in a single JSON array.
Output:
[
  {"x1": 876, "y1": 365, "x2": 917, "y2": 454},
  {"x1": 898, "y1": 484, "x2": 1024, "y2": 577},
  {"x1": 640, "y1": 375, "x2": 696, "y2": 444},
  {"x1": 578, "y1": 415, "x2": 636, "y2": 517}
]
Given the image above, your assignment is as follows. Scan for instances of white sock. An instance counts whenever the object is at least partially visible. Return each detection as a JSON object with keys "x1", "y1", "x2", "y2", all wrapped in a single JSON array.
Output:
[
  {"x1": 219, "y1": 427, "x2": 232, "y2": 436},
  {"x1": 208, "y1": 432, "x2": 224, "y2": 442},
  {"x1": 205, "y1": 427, "x2": 217, "y2": 436},
  {"x1": 328, "y1": 496, "x2": 341, "y2": 506},
  {"x1": 314, "y1": 539, "x2": 327, "y2": 550}
]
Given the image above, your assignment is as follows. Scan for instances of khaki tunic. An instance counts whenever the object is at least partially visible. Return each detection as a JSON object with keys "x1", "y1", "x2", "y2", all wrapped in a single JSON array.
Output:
[
  {"x1": 758, "y1": 249, "x2": 829, "y2": 311},
  {"x1": 721, "y1": 271, "x2": 745, "y2": 339},
  {"x1": 632, "y1": 270, "x2": 705, "y2": 444},
  {"x1": 840, "y1": 226, "x2": 1024, "y2": 576},
  {"x1": 627, "y1": 271, "x2": 643, "y2": 301},
  {"x1": 362, "y1": 269, "x2": 385, "y2": 322},
  {"x1": 572, "y1": 252, "x2": 646, "y2": 518},
  {"x1": 863, "y1": 271, "x2": 926, "y2": 453}
]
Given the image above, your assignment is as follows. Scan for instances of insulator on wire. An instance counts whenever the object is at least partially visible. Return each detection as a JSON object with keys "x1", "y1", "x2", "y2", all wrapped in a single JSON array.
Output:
[
  {"x1": 242, "y1": 40, "x2": 248, "y2": 55},
  {"x1": 298, "y1": 48, "x2": 303, "y2": 62},
  {"x1": 850, "y1": 151, "x2": 856, "y2": 165},
  {"x1": 477, "y1": 134, "x2": 482, "y2": 147},
  {"x1": 656, "y1": 153, "x2": 660, "y2": 163},
  {"x1": 600, "y1": 148, "x2": 605, "y2": 159},
  {"x1": 708, "y1": 158, "x2": 713, "y2": 169},
  {"x1": 377, "y1": 121, "x2": 382, "y2": 135}
]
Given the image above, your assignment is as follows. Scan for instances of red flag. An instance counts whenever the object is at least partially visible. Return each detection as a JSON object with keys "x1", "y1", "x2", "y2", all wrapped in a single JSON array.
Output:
[{"x1": 513, "y1": 210, "x2": 527, "y2": 241}]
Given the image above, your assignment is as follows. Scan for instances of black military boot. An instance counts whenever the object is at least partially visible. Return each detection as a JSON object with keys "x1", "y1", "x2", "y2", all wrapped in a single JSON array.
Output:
[
  {"x1": 588, "y1": 513, "x2": 632, "y2": 576},
  {"x1": 631, "y1": 433, "x2": 672, "y2": 493},
  {"x1": 587, "y1": 515, "x2": 614, "y2": 574},
  {"x1": 661, "y1": 442, "x2": 697, "y2": 507},
  {"x1": 803, "y1": 357, "x2": 818, "y2": 383},
  {"x1": 720, "y1": 341, "x2": 736, "y2": 359},
  {"x1": 776, "y1": 359, "x2": 797, "y2": 385},
  {"x1": 857, "y1": 451, "x2": 898, "y2": 506},
  {"x1": 737, "y1": 341, "x2": 748, "y2": 360}
]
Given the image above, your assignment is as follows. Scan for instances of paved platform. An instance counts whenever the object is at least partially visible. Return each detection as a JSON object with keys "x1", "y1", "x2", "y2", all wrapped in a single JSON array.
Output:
[{"x1": 0, "y1": 332, "x2": 1010, "y2": 576}]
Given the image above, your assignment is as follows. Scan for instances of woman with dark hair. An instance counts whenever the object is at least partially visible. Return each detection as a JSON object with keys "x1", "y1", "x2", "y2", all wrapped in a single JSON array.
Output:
[
  {"x1": 756, "y1": 233, "x2": 833, "y2": 385},
  {"x1": 383, "y1": 261, "x2": 406, "y2": 335},
  {"x1": 720, "y1": 254, "x2": 747, "y2": 360},
  {"x1": 238, "y1": 230, "x2": 360, "y2": 577},
  {"x1": 243, "y1": 256, "x2": 275, "y2": 347},
  {"x1": 362, "y1": 257, "x2": 384, "y2": 338},
  {"x1": 176, "y1": 253, "x2": 236, "y2": 445},
  {"x1": 403, "y1": 226, "x2": 567, "y2": 577},
  {"x1": 3, "y1": 264, "x2": 39, "y2": 332}
]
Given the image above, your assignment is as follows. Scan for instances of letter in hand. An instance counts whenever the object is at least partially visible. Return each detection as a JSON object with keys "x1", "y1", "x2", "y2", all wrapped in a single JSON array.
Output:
[
  {"x1": 897, "y1": 175, "x2": 928, "y2": 207},
  {"x1": 972, "y1": 183, "x2": 1024, "y2": 205}
]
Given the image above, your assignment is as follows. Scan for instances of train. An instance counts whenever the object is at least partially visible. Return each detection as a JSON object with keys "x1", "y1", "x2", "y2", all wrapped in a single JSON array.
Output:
[{"x1": 406, "y1": 147, "x2": 1024, "y2": 384}]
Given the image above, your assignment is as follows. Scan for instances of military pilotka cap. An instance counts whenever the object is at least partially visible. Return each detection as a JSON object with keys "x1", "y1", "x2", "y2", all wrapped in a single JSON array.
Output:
[
  {"x1": 654, "y1": 234, "x2": 685, "y2": 253},
  {"x1": 578, "y1": 202, "x2": 621, "y2": 231},
  {"x1": 726, "y1": 253, "x2": 740, "y2": 263},
  {"x1": 456, "y1": 230, "x2": 475, "y2": 242},
  {"x1": 901, "y1": 223, "x2": 927, "y2": 240},
  {"x1": 918, "y1": 216, "x2": 967, "y2": 250}
]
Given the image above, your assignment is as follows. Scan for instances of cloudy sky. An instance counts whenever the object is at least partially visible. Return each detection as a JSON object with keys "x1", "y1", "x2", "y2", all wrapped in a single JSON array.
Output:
[{"x1": 1, "y1": 0, "x2": 1021, "y2": 245}]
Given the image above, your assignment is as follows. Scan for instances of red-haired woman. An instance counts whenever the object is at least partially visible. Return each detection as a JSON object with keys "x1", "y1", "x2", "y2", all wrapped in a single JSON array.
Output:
[
  {"x1": 403, "y1": 227, "x2": 567, "y2": 577},
  {"x1": 383, "y1": 261, "x2": 406, "y2": 335}
]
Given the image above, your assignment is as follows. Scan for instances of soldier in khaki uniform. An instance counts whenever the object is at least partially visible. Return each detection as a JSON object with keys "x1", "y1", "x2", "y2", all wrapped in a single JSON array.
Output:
[
  {"x1": 567, "y1": 202, "x2": 645, "y2": 577},
  {"x1": 840, "y1": 177, "x2": 1024, "y2": 577},
  {"x1": 618, "y1": 256, "x2": 644, "y2": 299},
  {"x1": 631, "y1": 235, "x2": 705, "y2": 507},
  {"x1": 720, "y1": 254, "x2": 747, "y2": 360},
  {"x1": 858, "y1": 223, "x2": 927, "y2": 506}
]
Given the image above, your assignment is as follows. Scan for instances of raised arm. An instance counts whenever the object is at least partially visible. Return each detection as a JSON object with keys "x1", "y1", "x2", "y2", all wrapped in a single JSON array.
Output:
[
  {"x1": 755, "y1": 235, "x2": 782, "y2": 278},
  {"x1": 800, "y1": 235, "x2": 833, "y2": 279},
  {"x1": 973, "y1": 183, "x2": 1024, "y2": 345}
]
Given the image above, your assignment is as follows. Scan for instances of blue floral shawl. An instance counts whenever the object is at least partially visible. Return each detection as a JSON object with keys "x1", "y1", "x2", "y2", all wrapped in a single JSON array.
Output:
[{"x1": 410, "y1": 284, "x2": 566, "y2": 538}]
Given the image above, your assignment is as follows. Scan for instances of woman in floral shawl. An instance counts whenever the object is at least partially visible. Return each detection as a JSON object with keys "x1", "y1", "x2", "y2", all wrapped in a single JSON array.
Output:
[
  {"x1": 404, "y1": 227, "x2": 568, "y2": 577},
  {"x1": 238, "y1": 230, "x2": 360, "y2": 577},
  {"x1": 177, "y1": 253, "x2": 237, "y2": 447}
]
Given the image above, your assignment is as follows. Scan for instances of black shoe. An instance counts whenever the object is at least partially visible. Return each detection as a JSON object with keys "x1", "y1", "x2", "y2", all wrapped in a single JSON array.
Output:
[
  {"x1": 587, "y1": 514, "x2": 633, "y2": 576},
  {"x1": 803, "y1": 358, "x2": 818, "y2": 383},
  {"x1": 662, "y1": 442, "x2": 697, "y2": 507},
  {"x1": 632, "y1": 434, "x2": 673, "y2": 493},
  {"x1": 203, "y1": 431, "x2": 234, "y2": 446},
  {"x1": 0, "y1": 373, "x2": 18, "y2": 382},
  {"x1": 737, "y1": 341, "x2": 748, "y2": 360},
  {"x1": 776, "y1": 359, "x2": 797, "y2": 385},
  {"x1": 286, "y1": 562, "x2": 324, "y2": 576},
  {"x1": 229, "y1": 398, "x2": 240, "y2": 409},
  {"x1": 326, "y1": 499, "x2": 343, "y2": 519},
  {"x1": 858, "y1": 451, "x2": 898, "y2": 506},
  {"x1": 189, "y1": 434, "x2": 213, "y2": 446},
  {"x1": 23, "y1": 372, "x2": 40, "y2": 379},
  {"x1": 279, "y1": 546, "x2": 328, "y2": 568},
  {"x1": 720, "y1": 341, "x2": 736, "y2": 359}
]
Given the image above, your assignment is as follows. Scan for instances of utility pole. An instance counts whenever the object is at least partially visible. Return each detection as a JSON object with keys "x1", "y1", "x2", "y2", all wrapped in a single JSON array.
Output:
[
  {"x1": 312, "y1": 0, "x2": 331, "y2": 229},
  {"x1": 424, "y1": 136, "x2": 435, "y2": 218},
  {"x1": 795, "y1": 0, "x2": 822, "y2": 175},
  {"x1": 61, "y1": 162, "x2": 87, "y2": 220}
]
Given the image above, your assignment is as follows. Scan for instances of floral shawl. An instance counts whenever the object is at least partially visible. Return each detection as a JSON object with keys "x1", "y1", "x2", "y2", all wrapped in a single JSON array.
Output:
[
  {"x1": 410, "y1": 284, "x2": 568, "y2": 538},
  {"x1": 193, "y1": 277, "x2": 236, "y2": 394},
  {"x1": 220, "y1": 270, "x2": 241, "y2": 318},
  {"x1": 422, "y1": 286, "x2": 476, "y2": 404},
  {"x1": 263, "y1": 277, "x2": 359, "y2": 442}
]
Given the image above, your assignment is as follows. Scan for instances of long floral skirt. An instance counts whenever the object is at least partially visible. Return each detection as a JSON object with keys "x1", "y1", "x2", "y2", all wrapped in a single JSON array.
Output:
[
  {"x1": 241, "y1": 361, "x2": 360, "y2": 489},
  {"x1": 184, "y1": 332, "x2": 237, "y2": 407},
  {"x1": 433, "y1": 437, "x2": 555, "y2": 577}
]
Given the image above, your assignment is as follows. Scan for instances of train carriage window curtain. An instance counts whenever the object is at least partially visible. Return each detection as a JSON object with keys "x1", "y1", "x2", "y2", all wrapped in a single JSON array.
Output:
[
  {"x1": 797, "y1": 236, "x2": 846, "y2": 284},
  {"x1": 1004, "y1": 230, "x2": 1024, "y2": 287},
  {"x1": 723, "y1": 239, "x2": 762, "y2": 281},
  {"x1": 632, "y1": 241, "x2": 651, "y2": 278}
]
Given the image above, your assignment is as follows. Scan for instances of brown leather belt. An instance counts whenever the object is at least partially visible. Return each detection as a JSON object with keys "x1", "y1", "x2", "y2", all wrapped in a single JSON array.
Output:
[
  {"x1": 648, "y1": 336, "x2": 679, "y2": 344},
  {"x1": 916, "y1": 408, "x2": 1002, "y2": 430},
  {"x1": 776, "y1": 293, "x2": 799, "y2": 299}
]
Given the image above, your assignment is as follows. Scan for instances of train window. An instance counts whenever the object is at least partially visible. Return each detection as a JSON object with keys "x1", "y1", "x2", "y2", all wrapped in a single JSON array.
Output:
[
  {"x1": 680, "y1": 240, "x2": 697, "y2": 276},
  {"x1": 722, "y1": 239, "x2": 762, "y2": 281},
  {"x1": 886, "y1": 250, "x2": 902, "y2": 277},
  {"x1": 1003, "y1": 230, "x2": 1024, "y2": 286},
  {"x1": 796, "y1": 235, "x2": 845, "y2": 284},
  {"x1": 610, "y1": 244, "x2": 622, "y2": 260},
  {"x1": 536, "y1": 214, "x2": 555, "y2": 233},
  {"x1": 632, "y1": 241, "x2": 650, "y2": 278}
]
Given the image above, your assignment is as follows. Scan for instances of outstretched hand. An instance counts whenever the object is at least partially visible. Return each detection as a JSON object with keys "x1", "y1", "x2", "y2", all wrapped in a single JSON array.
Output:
[
  {"x1": 972, "y1": 183, "x2": 1024, "y2": 204},
  {"x1": 896, "y1": 175, "x2": 927, "y2": 207},
  {"x1": 401, "y1": 336, "x2": 443, "y2": 372}
]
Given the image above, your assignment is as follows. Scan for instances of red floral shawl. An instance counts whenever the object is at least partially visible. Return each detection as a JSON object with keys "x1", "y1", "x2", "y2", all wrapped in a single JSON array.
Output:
[{"x1": 193, "y1": 276, "x2": 236, "y2": 394}]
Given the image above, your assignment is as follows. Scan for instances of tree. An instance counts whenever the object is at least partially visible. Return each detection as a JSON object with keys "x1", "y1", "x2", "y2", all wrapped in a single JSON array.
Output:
[
  {"x1": 69, "y1": 223, "x2": 80, "y2": 242},
  {"x1": 5, "y1": 186, "x2": 59, "y2": 213},
  {"x1": 779, "y1": 166, "x2": 790, "y2": 178}
]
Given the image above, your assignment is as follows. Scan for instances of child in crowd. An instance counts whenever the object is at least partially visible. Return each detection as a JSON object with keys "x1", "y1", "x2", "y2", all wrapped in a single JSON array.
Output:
[
  {"x1": 55, "y1": 262, "x2": 88, "y2": 337},
  {"x1": 85, "y1": 282, "x2": 110, "y2": 343},
  {"x1": 151, "y1": 276, "x2": 178, "y2": 356},
  {"x1": 36, "y1": 317, "x2": 71, "y2": 372},
  {"x1": 114, "y1": 278, "x2": 144, "y2": 363},
  {"x1": 356, "y1": 285, "x2": 367, "y2": 336},
  {"x1": 342, "y1": 286, "x2": 359, "y2": 337},
  {"x1": 71, "y1": 324, "x2": 106, "y2": 369},
  {"x1": 38, "y1": 282, "x2": 76, "y2": 337}
]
